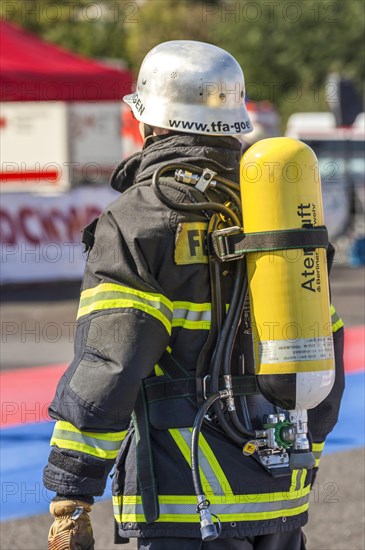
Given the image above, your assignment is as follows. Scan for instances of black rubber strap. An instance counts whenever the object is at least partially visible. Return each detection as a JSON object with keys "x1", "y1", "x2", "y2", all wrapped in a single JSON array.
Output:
[
  {"x1": 144, "y1": 374, "x2": 259, "y2": 404},
  {"x1": 212, "y1": 226, "x2": 329, "y2": 260},
  {"x1": 81, "y1": 217, "x2": 99, "y2": 253},
  {"x1": 132, "y1": 385, "x2": 160, "y2": 524},
  {"x1": 48, "y1": 448, "x2": 106, "y2": 479},
  {"x1": 144, "y1": 377, "x2": 196, "y2": 403},
  {"x1": 157, "y1": 350, "x2": 193, "y2": 379}
]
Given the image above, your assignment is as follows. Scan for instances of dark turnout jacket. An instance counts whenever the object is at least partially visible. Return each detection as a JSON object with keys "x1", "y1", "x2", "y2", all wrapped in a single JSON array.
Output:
[{"x1": 44, "y1": 134, "x2": 344, "y2": 540}]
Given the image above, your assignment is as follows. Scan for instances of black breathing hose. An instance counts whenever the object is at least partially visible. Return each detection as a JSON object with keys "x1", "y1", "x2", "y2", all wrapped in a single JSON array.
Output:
[
  {"x1": 195, "y1": 216, "x2": 223, "y2": 387},
  {"x1": 151, "y1": 162, "x2": 256, "y2": 538},
  {"x1": 152, "y1": 164, "x2": 242, "y2": 227},
  {"x1": 191, "y1": 391, "x2": 227, "y2": 496},
  {"x1": 222, "y1": 267, "x2": 256, "y2": 438}
]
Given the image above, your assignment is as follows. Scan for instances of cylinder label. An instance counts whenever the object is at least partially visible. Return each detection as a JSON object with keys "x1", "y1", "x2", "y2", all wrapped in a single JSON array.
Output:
[{"x1": 258, "y1": 336, "x2": 334, "y2": 365}]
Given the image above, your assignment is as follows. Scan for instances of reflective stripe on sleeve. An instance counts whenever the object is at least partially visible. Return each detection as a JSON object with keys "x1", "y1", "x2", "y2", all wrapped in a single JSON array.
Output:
[
  {"x1": 312, "y1": 441, "x2": 325, "y2": 467},
  {"x1": 330, "y1": 304, "x2": 344, "y2": 333},
  {"x1": 77, "y1": 283, "x2": 173, "y2": 335},
  {"x1": 50, "y1": 420, "x2": 127, "y2": 460}
]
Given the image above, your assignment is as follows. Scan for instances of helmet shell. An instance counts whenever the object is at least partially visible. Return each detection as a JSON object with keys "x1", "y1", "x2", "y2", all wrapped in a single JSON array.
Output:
[{"x1": 124, "y1": 40, "x2": 252, "y2": 136}]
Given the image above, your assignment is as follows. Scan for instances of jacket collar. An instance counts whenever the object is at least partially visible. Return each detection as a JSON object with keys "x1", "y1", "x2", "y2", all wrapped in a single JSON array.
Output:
[{"x1": 110, "y1": 133, "x2": 243, "y2": 193}]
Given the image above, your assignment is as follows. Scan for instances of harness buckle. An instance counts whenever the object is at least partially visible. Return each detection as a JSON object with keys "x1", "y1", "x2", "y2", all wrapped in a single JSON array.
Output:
[{"x1": 211, "y1": 226, "x2": 245, "y2": 262}]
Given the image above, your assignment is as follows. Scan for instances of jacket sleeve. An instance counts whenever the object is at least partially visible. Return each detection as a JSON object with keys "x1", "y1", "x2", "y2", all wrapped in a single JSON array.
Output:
[
  {"x1": 307, "y1": 242, "x2": 345, "y2": 469},
  {"x1": 44, "y1": 207, "x2": 172, "y2": 496},
  {"x1": 308, "y1": 307, "x2": 345, "y2": 469}
]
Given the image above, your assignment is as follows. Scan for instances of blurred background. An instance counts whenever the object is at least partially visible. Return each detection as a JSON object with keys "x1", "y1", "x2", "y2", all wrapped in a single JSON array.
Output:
[{"x1": 0, "y1": 1, "x2": 364, "y2": 549}]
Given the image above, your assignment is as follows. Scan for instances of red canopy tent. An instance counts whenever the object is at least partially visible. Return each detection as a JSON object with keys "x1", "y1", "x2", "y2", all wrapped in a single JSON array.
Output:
[{"x1": 0, "y1": 20, "x2": 133, "y2": 101}]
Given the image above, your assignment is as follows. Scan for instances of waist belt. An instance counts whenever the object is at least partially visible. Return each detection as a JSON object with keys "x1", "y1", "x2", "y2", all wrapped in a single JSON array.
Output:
[{"x1": 144, "y1": 374, "x2": 259, "y2": 404}]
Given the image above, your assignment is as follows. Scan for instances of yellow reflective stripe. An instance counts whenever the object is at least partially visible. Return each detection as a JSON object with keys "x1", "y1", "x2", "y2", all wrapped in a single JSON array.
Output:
[
  {"x1": 330, "y1": 304, "x2": 344, "y2": 332},
  {"x1": 290, "y1": 469, "x2": 299, "y2": 492},
  {"x1": 113, "y1": 495, "x2": 310, "y2": 524},
  {"x1": 116, "y1": 504, "x2": 310, "y2": 523},
  {"x1": 168, "y1": 427, "x2": 310, "y2": 502},
  {"x1": 299, "y1": 470, "x2": 307, "y2": 490},
  {"x1": 50, "y1": 421, "x2": 126, "y2": 459},
  {"x1": 54, "y1": 421, "x2": 126, "y2": 441},
  {"x1": 289, "y1": 469, "x2": 308, "y2": 491},
  {"x1": 168, "y1": 429, "x2": 214, "y2": 494},
  {"x1": 172, "y1": 301, "x2": 212, "y2": 330},
  {"x1": 172, "y1": 319, "x2": 210, "y2": 330},
  {"x1": 154, "y1": 346, "x2": 173, "y2": 376},
  {"x1": 78, "y1": 299, "x2": 171, "y2": 334},
  {"x1": 81, "y1": 282, "x2": 172, "y2": 310},
  {"x1": 77, "y1": 283, "x2": 172, "y2": 334},
  {"x1": 113, "y1": 484, "x2": 310, "y2": 507},
  {"x1": 50, "y1": 438, "x2": 118, "y2": 459},
  {"x1": 195, "y1": 431, "x2": 233, "y2": 494},
  {"x1": 154, "y1": 364, "x2": 164, "y2": 376},
  {"x1": 312, "y1": 442, "x2": 325, "y2": 452},
  {"x1": 313, "y1": 441, "x2": 325, "y2": 467},
  {"x1": 173, "y1": 301, "x2": 211, "y2": 311},
  {"x1": 332, "y1": 318, "x2": 344, "y2": 333}
]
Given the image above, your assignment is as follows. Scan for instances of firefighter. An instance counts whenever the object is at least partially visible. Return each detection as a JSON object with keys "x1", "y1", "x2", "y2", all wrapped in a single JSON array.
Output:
[{"x1": 44, "y1": 41, "x2": 345, "y2": 550}]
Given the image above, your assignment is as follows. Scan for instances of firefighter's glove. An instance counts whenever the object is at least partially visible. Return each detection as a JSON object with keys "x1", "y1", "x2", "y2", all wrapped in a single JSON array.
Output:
[{"x1": 48, "y1": 499, "x2": 95, "y2": 550}]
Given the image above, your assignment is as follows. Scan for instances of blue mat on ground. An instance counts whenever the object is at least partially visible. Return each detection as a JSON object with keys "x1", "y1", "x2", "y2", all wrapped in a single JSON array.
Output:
[{"x1": 1, "y1": 372, "x2": 364, "y2": 522}]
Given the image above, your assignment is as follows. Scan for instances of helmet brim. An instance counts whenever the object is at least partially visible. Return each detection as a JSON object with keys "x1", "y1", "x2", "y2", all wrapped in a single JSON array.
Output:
[{"x1": 123, "y1": 93, "x2": 134, "y2": 105}]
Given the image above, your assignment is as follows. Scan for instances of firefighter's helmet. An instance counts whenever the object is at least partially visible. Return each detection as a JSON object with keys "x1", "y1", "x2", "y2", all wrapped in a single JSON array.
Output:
[{"x1": 123, "y1": 40, "x2": 252, "y2": 136}]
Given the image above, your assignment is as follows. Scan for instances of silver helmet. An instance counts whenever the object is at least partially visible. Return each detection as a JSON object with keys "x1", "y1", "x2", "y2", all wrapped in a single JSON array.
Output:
[{"x1": 123, "y1": 40, "x2": 252, "y2": 136}]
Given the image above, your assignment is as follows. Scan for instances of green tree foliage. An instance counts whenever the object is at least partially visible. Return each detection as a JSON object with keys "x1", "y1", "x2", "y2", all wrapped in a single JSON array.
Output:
[
  {"x1": 2, "y1": 0, "x2": 364, "y2": 124},
  {"x1": 208, "y1": 0, "x2": 364, "y2": 122},
  {"x1": 124, "y1": 0, "x2": 216, "y2": 72},
  {"x1": 2, "y1": 0, "x2": 129, "y2": 60},
  {"x1": 125, "y1": 0, "x2": 364, "y2": 123}
]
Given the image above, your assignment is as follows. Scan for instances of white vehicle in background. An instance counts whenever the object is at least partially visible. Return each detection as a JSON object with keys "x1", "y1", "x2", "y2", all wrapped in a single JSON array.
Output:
[
  {"x1": 0, "y1": 102, "x2": 121, "y2": 284},
  {"x1": 286, "y1": 112, "x2": 365, "y2": 248}
]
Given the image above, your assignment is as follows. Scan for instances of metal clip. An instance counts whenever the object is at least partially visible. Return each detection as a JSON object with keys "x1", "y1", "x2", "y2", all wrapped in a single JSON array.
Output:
[
  {"x1": 71, "y1": 506, "x2": 84, "y2": 520},
  {"x1": 202, "y1": 375, "x2": 210, "y2": 400},
  {"x1": 195, "y1": 169, "x2": 217, "y2": 193}
]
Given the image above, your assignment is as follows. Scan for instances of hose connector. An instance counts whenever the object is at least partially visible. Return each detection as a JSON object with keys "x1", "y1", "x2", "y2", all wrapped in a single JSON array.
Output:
[
  {"x1": 197, "y1": 496, "x2": 220, "y2": 541},
  {"x1": 223, "y1": 375, "x2": 236, "y2": 411},
  {"x1": 288, "y1": 409, "x2": 315, "y2": 470}
]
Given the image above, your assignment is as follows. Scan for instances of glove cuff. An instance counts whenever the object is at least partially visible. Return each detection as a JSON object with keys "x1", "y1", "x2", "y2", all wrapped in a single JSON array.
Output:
[{"x1": 50, "y1": 499, "x2": 92, "y2": 517}]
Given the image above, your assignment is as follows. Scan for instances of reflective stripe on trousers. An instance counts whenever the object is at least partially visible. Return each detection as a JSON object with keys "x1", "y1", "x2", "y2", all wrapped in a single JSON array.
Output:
[{"x1": 113, "y1": 427, "x2": 310, "y2": 524}]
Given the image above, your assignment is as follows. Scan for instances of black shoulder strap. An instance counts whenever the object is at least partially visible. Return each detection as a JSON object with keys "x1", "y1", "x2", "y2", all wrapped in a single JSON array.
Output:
[{"x1": 81, "y1": 217, "x2": 99, "y2": 253}]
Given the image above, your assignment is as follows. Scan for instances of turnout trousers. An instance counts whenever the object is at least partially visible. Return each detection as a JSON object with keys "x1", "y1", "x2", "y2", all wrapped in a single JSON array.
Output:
[{"x1": 137, "y1": 527, "x2": 306, "y2": 549}]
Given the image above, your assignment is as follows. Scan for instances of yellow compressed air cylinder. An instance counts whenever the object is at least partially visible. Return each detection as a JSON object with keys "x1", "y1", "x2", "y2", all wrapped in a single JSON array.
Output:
[{"x1": 240, "y1": 137, "x2": 335, "y2": 412}]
